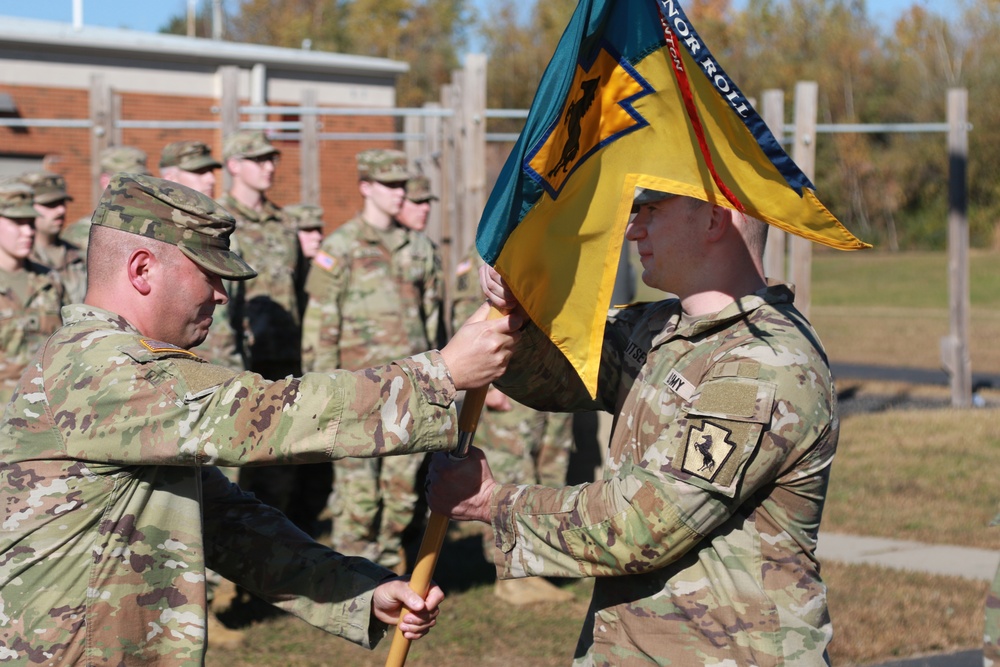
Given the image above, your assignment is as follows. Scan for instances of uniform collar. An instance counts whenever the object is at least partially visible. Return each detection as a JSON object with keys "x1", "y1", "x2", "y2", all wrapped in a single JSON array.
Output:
[
  {"x1": 61, "y1": 304, "x2": 140, "y2": 334},
  {"x1": 653, "y1": 282, "x2": 796, "y2": 345}
]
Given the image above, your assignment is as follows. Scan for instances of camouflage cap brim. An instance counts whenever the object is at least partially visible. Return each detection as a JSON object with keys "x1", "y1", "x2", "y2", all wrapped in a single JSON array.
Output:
[
  {"x1": 408, "y1": 194, "x2": 438, "y2": 203},
  {"x1": 178, "y1": 242, "x2": 257, "y2": 281},
  {"x1": 33, "y1": 191, "x2": 74, "y2": 206},
  {"x1": 1, "y1": 203, "x2": 39, "y2": 218},
  {"x1": 372, "y1": 167, "x2": 410, "y2": 183},
  {"x1": 179, "y1": 155, "x2": 223, "y2": 172}
]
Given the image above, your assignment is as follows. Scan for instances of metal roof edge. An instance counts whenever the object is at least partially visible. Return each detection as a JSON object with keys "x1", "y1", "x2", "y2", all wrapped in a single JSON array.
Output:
[{"x1": 0, "y1": 15, "x2": 409, "y2": 76}]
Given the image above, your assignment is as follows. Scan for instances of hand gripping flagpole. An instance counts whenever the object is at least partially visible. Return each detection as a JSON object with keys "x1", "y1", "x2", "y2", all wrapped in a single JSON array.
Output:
[{"x1": 385, "y1": 306, "x2": 503, "y2": 667}]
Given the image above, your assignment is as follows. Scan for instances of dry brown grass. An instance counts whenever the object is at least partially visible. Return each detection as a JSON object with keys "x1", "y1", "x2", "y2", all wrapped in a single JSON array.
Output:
[
  {"x1": 826, "y1": 562, "x2": 989, "y2": 665},
  {"x1": 812, "y1": 306, "x2": 1000, "y2": 372},
  {"x1": 825, "y1": 400, "x2": 1000, "y2": 549}
]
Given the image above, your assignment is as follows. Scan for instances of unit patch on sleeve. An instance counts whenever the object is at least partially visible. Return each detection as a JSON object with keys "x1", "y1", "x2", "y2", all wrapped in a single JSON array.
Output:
[{"x1": 682, "y1": 420, "x2": 737, "y2": 485}]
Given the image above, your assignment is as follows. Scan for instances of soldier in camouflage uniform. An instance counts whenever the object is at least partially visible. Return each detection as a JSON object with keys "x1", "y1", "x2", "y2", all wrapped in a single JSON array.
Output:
[
  {"x1": 160, "y1": 139, "x2": 222, "y2": 198},
  {"x1": 221, "y1": 131, "x2": 304, "y2": 515},
  {"x1": 220, "y1": 130, "x2": 299, "y2": 378},
  {"x1": 302, "y1": 150, "x2": 443, "y2": 573},
  {"x1": 428, "y1": 189, "x2": 840, "y2": 665},
  {"x1": 395, "y1": 175, "x2": 446, "y2": 345},
  {"x1": 287, "y1": 203, "x2": 326, "y2": 321},
  {"x1": 0, "y1": 181, "x2": 65, "y2": 403},
  {"x1": 159, "y1": 140, "x2": 241, "y2": 372},
  {"x1": 452, "y1": 246, "x2": 575, "y2": 605},
  {"x1": 18, "y1": 171, "x2": 87, "y2": 304},
  {"x1": 0, "y1": 174, "x2": 524, "y2": 665},
  {"x1": 60, "y1": 146, "x2": 153, "y2": 250}
]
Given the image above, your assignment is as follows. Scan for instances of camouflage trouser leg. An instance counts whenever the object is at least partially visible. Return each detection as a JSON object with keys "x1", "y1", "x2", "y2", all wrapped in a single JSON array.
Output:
[
  {"x1": 375, "y1": 452, "x2": 426, "y2": 569},
  {"x1": 330, "y1": 456, "x2": 381, "y2": 561},
  {"x1": 533, "y1": 412, "x2": 573, "y2": 488},
  {"x1": 986, "y1": 559, "x2": 1000, "y2": 665},
  {"x1": 477, "y1": 402, "x2": 548, "y2": 564}
]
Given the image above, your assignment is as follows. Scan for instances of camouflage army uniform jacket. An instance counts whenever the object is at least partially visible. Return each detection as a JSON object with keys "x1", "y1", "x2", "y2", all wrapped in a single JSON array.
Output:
[
  {"x1": 491, "y1": 284, "x2": 838, "y2": 666},
  {"x1": 220, "y1": 194, "x2": 301, "y2": 370},
  {"x1": 302, "y1": 216, "x2": 442, "y2": 372},
  {"x1": 0, "y1": 304, "x2": 460, "y2": 666},
  {"x1": 30, "y1": 240, "x2": 87, "y2": 304},
  {"x1": 0, "y1": 260, "x2": 64, "y2": 398}
]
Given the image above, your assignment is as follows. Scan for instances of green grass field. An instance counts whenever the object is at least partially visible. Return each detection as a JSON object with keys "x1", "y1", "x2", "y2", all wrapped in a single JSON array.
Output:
[{"x1": 206, "y1": 250, "x2": 1000, "y2": 667}]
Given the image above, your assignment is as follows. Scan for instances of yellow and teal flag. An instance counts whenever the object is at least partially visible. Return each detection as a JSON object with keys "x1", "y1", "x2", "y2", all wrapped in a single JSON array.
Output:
[{"x1": 477, "y1": 0, "x2": 869, "y2": 397}]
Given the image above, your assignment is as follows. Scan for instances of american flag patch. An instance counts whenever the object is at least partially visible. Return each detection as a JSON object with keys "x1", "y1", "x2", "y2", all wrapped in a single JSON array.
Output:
[
  {"x1": 454, "y1": 258, "x2": 472, "y2": 277},
  {"x1": 314, "y1": 251, "x2": 337, "y2": 272}
]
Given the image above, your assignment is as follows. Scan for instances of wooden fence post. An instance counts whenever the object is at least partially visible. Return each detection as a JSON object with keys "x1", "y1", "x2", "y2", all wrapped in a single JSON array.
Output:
[
  {"x1": 790, "y1": 81, "x2": 818, "y2": 319},
  {"x1": 942, "y1": 88, "x2": 971, "y2": 408},
  {"x1": 300, "y1": 88, "x2": 319, "y2": 205},
  {"x1": 761, "y1": 89, "x2": 787, "y2": 283},
  {"x1": 461, "y1": 54, "x2": 488, "y2": 239},
  {"x1": 89, "y1": 73, "x2": 111, "y2": 208},
  {"x1": 218, "y1": 65, "x2": 240, "y2": 193}
]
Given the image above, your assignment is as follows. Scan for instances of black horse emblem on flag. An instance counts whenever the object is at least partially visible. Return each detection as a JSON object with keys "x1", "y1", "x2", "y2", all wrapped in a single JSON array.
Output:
[{"x1": 547, "y1": 76, "x2": 601, "y2": 178}]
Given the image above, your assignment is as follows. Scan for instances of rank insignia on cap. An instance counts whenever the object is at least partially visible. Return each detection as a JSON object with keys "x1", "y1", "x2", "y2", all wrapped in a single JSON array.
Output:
[{"x1": 682, "y1": 421, "x2": 737, "y2": 484}]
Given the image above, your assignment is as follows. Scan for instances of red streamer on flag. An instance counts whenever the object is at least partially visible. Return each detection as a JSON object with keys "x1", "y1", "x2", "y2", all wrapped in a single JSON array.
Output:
[{"x1": 658, "y1": 8, "x2": 747, "y2": 213}]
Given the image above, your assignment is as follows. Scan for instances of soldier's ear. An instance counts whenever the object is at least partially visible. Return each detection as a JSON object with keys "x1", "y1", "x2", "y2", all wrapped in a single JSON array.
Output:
[{"x1": 126, "y1": 248, "x2": 155, "y2": 296}]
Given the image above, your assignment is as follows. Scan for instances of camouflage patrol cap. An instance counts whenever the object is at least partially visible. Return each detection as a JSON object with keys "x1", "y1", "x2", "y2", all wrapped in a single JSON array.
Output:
[
  {"x1": 223, "y1": 130, "x2": 280, "y2": 161},
  {"x1": 0, "y1": 181, "x2": 37, "y2": 218},
  {"x1": 405, "y1": 175, "x2": 437, "y2": 203},
  {"x1": 356, "y1": 149, "x2": 409, "y2": 183},
  {"x1": 99, "y1": 146, "x2": 151, "y2": 176},
  {"x1": 160, "y1": 140, "x2": 222, "y2": 172},
  {"x1": 18, "y1": 171, "x2": 73, "y2": 205},
  {"x1": 285, "y1": 203, "x2": 324, "y2": 230},
  {"x1": 92, "y1": 173, "x2": 257, "y2": 280},
  {"x1": 60, "y1": 216, "x2": 93, "y2": 251}
]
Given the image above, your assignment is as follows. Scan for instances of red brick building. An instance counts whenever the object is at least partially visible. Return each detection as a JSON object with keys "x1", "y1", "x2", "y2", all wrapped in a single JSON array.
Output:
[{"x1": 0, "y1": 16, "x2": 407, "y2": 232}]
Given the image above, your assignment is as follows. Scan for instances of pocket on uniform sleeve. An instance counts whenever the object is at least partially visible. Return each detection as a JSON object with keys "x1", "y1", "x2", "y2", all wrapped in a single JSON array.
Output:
[{"x1": 678, "y1": 378, "x2": 776, "y2": 498}]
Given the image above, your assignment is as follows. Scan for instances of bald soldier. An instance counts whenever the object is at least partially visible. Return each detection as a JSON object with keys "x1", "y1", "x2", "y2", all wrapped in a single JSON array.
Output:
[
  {"x1": 0, "y1": 180, "x2": 65, "y2": 403},
  {"x1": 0, "y1": 174, "x2": 522, "y2": 665},
  {"x1": 428, "y1": 189, "x2": 839, "y2": 665}
]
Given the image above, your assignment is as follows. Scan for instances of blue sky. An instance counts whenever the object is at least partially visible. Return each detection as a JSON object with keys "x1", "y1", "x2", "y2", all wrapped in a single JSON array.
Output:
[{"x1": 0, "y1": 0, "x2": 955, "y2": 35}]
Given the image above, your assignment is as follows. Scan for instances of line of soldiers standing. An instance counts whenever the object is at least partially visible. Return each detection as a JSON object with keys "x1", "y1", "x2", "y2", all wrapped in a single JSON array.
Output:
[{"x1": 0, "y1": 131, "x2": 579, "y2": 642}]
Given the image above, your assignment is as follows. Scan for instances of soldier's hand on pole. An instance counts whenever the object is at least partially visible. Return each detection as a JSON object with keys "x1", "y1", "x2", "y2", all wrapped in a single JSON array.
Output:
[
  {"x1": 372, "y1": 578, "x2": 444, "y2": 640},
  {"x1": 440, "y1": 301, "x2": 522, "y2": 390}
]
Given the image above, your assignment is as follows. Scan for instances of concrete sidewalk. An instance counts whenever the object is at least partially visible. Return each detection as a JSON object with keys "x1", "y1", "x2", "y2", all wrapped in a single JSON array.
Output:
[
  {"x1": 818, "y1": 533, "x2": 1000, "y2": 582},
  {"x1": 819, "y1": 533, "x2": 995, "y2": 667}
]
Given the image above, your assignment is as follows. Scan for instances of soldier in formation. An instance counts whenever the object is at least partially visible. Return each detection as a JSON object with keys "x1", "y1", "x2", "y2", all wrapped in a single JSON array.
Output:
[
  {"x1": 220, "y1": 130, "x2": 305, "y2": 516},
  {"x1": 0, "y1": 180, "x2": 65, "y2": 403},
  {"x1": 302, "y1": 149, "x2": 443, "y2": 574},
  {"x1": 18, "y1": 171, "x2": 87, "y2": 304},
  {"x1": 451, "y1": 246, "x2": 575, "y2": 606},
  {"x1": 0, "y1": 174, "x2": 523, "y2": 664},
  {"x1": 428, "y1": 188, "x2": 840, "y2": 665},
  {"x1": 59, "y1": 145, "x2": 153, "y2": 253}
]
